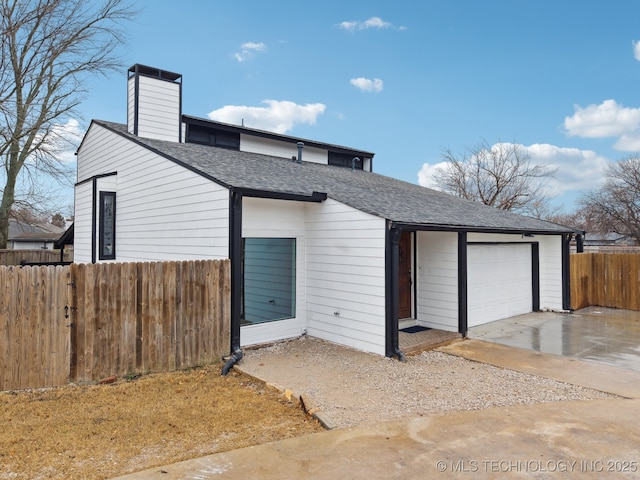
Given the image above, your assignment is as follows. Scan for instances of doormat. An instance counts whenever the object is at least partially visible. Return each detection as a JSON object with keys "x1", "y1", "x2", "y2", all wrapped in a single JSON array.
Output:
[{"x1": 400, "y1": 326, "x2": 431, "y2": 334}]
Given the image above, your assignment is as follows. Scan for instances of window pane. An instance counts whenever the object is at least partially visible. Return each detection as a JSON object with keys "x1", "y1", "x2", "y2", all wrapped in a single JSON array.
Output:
[
  {"x1": 99, "y1": 192, "x2": 116, "y2": 260},
  {"x1": 242, "y1": 238, "x2": 296, "y2": 324}
]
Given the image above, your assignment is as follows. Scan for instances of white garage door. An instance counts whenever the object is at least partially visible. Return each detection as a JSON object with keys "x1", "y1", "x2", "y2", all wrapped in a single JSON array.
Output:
[{"x1": 467, "y1": 244, "x2": 532, "y2": 328}]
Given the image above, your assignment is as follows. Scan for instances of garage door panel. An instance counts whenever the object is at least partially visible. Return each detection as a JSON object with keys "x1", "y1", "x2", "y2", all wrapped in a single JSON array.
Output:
[{"x1": 468, "y1": 244, "x2": 532, "y2": 327}]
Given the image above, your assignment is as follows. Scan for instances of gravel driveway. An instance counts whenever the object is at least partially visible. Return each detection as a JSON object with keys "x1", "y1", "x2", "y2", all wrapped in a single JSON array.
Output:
[{"x1": 238, "y1": 336, "x2": 616, "y2": 428}]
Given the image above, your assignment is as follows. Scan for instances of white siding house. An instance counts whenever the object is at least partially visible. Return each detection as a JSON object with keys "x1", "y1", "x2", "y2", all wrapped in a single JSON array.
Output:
[
  {"x1": 73, "y1": 64, "x2": 580, "y2": 360},
  {"x1": 306, "y1": 199, "x2": 387, "y2": 355}
]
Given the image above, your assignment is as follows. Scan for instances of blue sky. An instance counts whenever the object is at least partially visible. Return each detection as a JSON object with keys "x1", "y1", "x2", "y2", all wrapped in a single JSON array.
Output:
[{"x1": 72, "y1": 0, "x2": 640, "y2": 214}]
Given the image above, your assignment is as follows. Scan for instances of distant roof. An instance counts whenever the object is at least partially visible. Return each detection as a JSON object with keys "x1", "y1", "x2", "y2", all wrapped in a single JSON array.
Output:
[
  {"x1": 94, "y1": 120, "x2": 575, "y2": 235},
  {"x1": 8, "y1": 219, "x2": 65, "y2": 242}
]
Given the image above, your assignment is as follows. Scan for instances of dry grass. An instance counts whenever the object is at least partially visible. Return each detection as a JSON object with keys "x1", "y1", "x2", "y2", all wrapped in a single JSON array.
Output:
[{"x1": 0, "y1": 364, "x2": 322, "y2": 479}]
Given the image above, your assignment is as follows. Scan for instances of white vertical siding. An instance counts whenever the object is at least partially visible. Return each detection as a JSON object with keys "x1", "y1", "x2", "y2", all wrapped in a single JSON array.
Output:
[
  {"x1": 467, "y1": 233, "x2": 564, "y2": 311},
  {"x1": 241, "y1": 197, "x2": 307, "y2": 346},
  {"x1": 75, "y1": 123, "x2": 229, "y2": 263},
  {"x1": 416, "y1": 231, "x2": 459, "y2": 331},
  {"x1": 127, "y1": 77, "x2": 135, "y2": 134},
  {"x1": 538, "y1": 235, "x2": 563, "y2": 309},
  {"x1": 306, "y1": 199, "x2": 387, "y2": 355},
  {"x1": 240, "y1": 135, "x2": 328, "y2": 164},
  {"x1": 73, "y1": 181, "x2": 94, "y2": 264},
  {"x1": 127, "y1": 75, "x2": 180, "y2": 142}
]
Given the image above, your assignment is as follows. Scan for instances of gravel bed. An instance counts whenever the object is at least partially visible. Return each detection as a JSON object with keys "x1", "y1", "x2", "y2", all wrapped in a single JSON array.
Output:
[{"x1": 239, "y1": 336, "x2": 618, "y2": 428}]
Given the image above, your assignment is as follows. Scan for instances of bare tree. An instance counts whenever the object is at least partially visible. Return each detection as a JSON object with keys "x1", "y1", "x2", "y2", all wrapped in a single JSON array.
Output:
[
  {"x1": 434, "y1": 141, "x2": 557, "y2": 217},
  {"x1": 578, "y1": 155, "x2": 640, "y2": 241},
  {"x1": 0, "y1": 0, "x2": 136, "y2": 248}
]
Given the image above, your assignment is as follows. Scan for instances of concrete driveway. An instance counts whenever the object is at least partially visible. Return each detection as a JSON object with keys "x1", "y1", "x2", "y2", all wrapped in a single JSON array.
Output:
[
  {"x1": 468, "y1": 307, "x2": 640, "y2": 372},
  {"x1": 115, "y1": 337, "x2": 640, "y2": 480}
]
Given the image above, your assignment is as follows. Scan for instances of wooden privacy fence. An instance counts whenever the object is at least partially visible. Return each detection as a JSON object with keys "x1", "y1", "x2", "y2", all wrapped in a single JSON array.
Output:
[
  {"x1": 1, "y1": 259, "x2": 230, "y2": 391},
  {"x1": 0, "y1": 248, "x2": 72, "y2": 265},
  {"x1": 571, "y1": 253, "x2": 640, "y2": 311}
]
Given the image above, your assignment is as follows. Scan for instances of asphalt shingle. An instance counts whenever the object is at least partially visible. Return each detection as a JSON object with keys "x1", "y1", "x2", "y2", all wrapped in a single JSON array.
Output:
[{"x1": 97, "y1": 120, "x2": 574, "y2": 234}]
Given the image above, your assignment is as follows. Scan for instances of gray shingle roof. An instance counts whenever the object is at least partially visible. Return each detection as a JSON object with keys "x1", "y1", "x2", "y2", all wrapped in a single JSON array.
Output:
[{"x1": 97, "y1": 121, "x2": 573, "y2": 234}]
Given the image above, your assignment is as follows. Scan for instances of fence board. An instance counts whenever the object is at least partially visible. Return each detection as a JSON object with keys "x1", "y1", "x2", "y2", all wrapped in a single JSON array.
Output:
[
  {"x1": 0, "y1": 265, "x2": 70, "y2": 390},
  {"x1": 1, "y1": 259, "x2": 230, "y2": 391},
  {"x1": 0, "y1": 249, "x2": 72, "y2": 265},
  {"x1": 571, "y1": 253, "x2": 640, "y2": 311}
]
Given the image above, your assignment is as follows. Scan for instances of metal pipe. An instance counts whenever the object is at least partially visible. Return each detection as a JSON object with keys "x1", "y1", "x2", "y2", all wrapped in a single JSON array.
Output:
[
  {"x1": 394, "y1": 347, "x2": 407, "y2": 362},
  {"x1": 296, "y1": 142, "x2": 304, "y2": 163},
  {"x1": 221, "y1": 348, "x2": 244, "y2": 375}
]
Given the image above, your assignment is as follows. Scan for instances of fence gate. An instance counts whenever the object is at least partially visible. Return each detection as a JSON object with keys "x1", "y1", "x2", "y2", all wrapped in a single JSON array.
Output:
[{"x1": 0, "y1": 265, "x2": 72, "y2": 391}]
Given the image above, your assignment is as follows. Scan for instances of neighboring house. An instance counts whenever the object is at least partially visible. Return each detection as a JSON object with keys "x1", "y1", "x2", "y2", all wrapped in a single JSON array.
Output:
[
  {"x1": 73, "y1": 64, "x2": 579, "y2": 359},
  {"x1": 580, "y1": 232, "x2": 639, "y2": 253},
  {"x1": 7, "y1": 219, "x2": 65, "y2": 250},
  {"x1": 584, "y1": 232, "x2": 637, "y2": 247}
]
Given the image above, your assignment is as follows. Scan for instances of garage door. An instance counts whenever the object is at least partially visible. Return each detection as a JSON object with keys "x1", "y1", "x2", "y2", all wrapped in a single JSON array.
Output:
[{"x1": 467, "y1": 244, "x2": 532, "y2": 328}]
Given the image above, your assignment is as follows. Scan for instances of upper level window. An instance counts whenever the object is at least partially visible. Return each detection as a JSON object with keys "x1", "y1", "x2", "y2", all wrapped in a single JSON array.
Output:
[
  {"x1": 99, "y1": 192, "x2": 116, "y2": 260},
  {"x1": 186, "y1": 124, "x2": 240, "y2": 150},
  {"x1": 328, "y1": 151, "x2": 363, "y2": 170}
]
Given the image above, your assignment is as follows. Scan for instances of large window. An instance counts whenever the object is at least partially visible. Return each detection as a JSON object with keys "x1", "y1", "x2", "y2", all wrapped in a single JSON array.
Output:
[
  {"x1": 186, "y1": 124, "x2": 240, "y2": 149},
  {"x1": 99, "y1": 191, "x2": 116, "y2": 260},
  {"x1": 242, "y1": 238, "x2": 296, "y2": 325}
]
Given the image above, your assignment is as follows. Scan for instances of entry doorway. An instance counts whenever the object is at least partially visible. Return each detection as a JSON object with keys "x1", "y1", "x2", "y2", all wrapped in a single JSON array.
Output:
[{"x1": 398, "y1": 231, "x2": 412, "y2": 319}]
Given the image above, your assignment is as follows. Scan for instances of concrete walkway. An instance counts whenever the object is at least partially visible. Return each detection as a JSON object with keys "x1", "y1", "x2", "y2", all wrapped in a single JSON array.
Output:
[{"x1": 114, "y1": 339, "x2": 640, "y2": 480}]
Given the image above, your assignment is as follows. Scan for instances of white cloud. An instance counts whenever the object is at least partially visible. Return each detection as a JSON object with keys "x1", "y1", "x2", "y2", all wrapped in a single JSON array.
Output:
[
  {"x1": 350, "y1": 77, "x2": 384, "y2": 93},
  {"x1": 207, "y1": 100, "x2": 326, "y2": 134},
  {"x1": 31, "y1": 118, "x2": 83, "y2": 164},
  {"x1": 338, "y1": 16, "x2": 405, "y2": 32},
  {"x1": 417, "y1": 161, "x2": 449, "y2": 190},
  {"x1": 634, "y1": 40, "x2": 640, "y2": 61},
  {"x1": 417, "y1": 143, "x2": 610, "y2": 200},
  {"x1": 613, "y1": 133, "x2": 640, "y2": 151},
  {"x1": 234, "y1": 42, "x2": 266, "y2": 62},
  {"x1": 564, "y1": 99, "x2": 640, "y2": 139},
  {"x1": 524, "y1": 143, "x2": 609, "y2": 196}
]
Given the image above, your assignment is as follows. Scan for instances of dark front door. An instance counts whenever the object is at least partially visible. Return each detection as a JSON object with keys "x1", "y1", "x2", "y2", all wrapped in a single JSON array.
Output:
[{"x1": 398, "y1": 231, "x2": 412, "y2": 319}]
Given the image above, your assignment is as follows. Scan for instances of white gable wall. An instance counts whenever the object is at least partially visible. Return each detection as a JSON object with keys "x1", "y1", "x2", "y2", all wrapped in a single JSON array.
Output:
[
  {"x1": 467, "y1": 233, "x2": 564, "y2": 311},
  {"x1": 416, "y1": 231, "x2": 459, "y2": 331},
  {"x1": 241, "y1": 197, "x2": 307, "y2": 346},
  {"x1": 240, "y1": 135, "x2": 328, "y2": 164},
  {"x1": 305, "y1": 198, "x2": 387, "y2": 355},
  {"x1": 75, "y1": 124, "x2": 229, "y2": 263}
]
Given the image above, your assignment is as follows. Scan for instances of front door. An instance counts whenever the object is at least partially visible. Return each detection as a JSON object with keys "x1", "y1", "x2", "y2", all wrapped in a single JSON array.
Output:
[{"x1": 398, "y1": 231, "x2": 412, "y2": 319}]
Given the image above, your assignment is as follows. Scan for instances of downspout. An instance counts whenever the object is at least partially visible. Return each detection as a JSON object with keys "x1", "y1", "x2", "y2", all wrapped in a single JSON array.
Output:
[
  {"x1": 385, "y1": 222, "x2": 406, "y2": 362},
  {"x1": 222, "y1": 189, "x2": 244, "y2": 375},
  {"x1": 561, "y1": 233, "x2": 572, "y2": 311},
  {"x1": 457, "y1": 232, "x2": 468, "y2": 336},
  {"x1": 576, "y1": 233, "x2": 584, "y2": 253}
]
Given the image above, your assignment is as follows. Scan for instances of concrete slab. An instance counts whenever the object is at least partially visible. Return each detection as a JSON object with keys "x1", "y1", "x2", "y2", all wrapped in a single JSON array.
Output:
[
  {"x1": 439, "y1": 339, "x2": 640, "y2": 399},
  {"x1": 111, "y1": 310, "x2": 640, "y2": 480},
  {"x1": 113, "y1": 398, "x2": 640, "y2": 479},
  {"x1": 468, "y1": 308, "x2": 640, "y2": 372}
]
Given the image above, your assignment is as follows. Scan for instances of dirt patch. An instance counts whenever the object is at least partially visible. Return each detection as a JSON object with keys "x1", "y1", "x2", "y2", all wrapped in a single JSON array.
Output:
[{"x1": 0, "y1": 364, "x2": 322, "y2": 479}]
